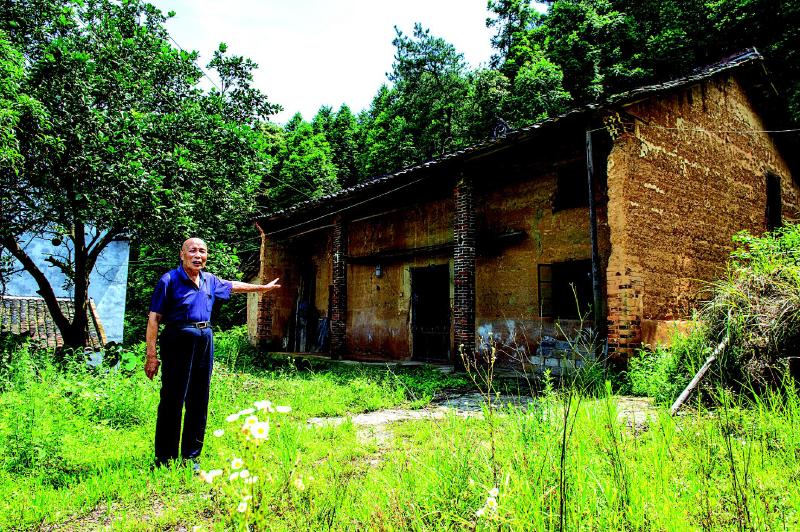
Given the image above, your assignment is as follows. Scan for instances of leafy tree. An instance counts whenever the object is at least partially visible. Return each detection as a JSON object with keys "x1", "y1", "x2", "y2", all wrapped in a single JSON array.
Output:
[
  {"x1": 389, "y1": 23, "x2": 470, "y2": 158},
  {"x1": 486, "y1": 0, "x2": 545, "y2": 78},
  {"x1": 508, "y1": 53, "x2": 571, "y2": 125},
  {"x1": 461, "y1": 69, "x2": 511, "y2": 140},
  {"x1": 356, "y1": 85, "x2": 418, "y2": 178},
  {"x1": 706, "y1": 0, "x2": 800, "y2": 122},
  {"x1": 269, "y1": 119, "x2": 339, "y2": 209},
  {"x1": 328, "y1": 105, "x2": 360, "y2": 187},
  {"x1": 0, "y1": 30, "x2": 40, "y2": 173},
  {"x1": 0, "y1": 0, "x2": 278, "y2": 349},
  {"x1": 311, "y1": 105, "x2": 334, "y2": 136}
]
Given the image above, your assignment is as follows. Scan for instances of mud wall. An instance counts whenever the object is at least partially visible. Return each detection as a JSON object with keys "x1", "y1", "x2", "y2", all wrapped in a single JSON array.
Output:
[
  {"x1": 606, "y1": 75, "x2": 798, "y2": 357},
  {"x1": 475, "y1": 166, "x2": 600, "y2": 362},
  {"x1": 346, "y1": 201, "x2": 454, "y2": 359},
  {"x1": 251, "y1": 229, "x2": 303, "y2": 348}
]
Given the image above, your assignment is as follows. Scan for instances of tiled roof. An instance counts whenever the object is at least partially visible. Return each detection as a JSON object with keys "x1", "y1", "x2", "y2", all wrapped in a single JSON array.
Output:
[
  {"x1": 0, "y1": 296, "x2": 107, "y2": 350},
  {"x1": 261, "y1": 49, "x2": 767, "y2": 225}
]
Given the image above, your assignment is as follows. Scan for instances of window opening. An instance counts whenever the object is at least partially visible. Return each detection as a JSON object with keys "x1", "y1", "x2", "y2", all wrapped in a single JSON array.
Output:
[
  {"x1": 553, "y1": 159, "x2": 590, "y2": 211},
  {"x1": 538, "y1": 260, "x2": 593, "y2": 320},
  {"x1": 766, "y1": 173, "x2": 782, "y2": 231}
]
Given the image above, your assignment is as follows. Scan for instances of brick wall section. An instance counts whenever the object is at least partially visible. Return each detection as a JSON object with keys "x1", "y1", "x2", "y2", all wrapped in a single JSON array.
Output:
[
  {"x1": 330, "y1": 216, "x2": 347, "y2": 358},
  {"x1": 605, "y1": 75, "x2": 798, "y2": 360},
  {"x1": 606, "y1": 269, "x2": 643, "y2": 360},
  {"x1": 453, "y1": 176, "x2": 476, "y2": 360}
]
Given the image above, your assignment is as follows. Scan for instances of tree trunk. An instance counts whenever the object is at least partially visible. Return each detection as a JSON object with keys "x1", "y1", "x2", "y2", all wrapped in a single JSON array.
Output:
[{"x1": 64, "y1": 223, "x2": 89, "y2": 350}]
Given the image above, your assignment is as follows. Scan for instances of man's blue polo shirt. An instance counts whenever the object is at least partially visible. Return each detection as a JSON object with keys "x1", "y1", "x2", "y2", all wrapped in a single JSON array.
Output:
[{"x1": 149, "y1": 265, "x2": 233, "y2": 324}]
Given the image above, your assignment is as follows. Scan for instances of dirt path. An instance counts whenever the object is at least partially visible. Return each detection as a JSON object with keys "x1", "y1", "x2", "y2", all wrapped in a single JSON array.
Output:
[{"x1": 306, "y1": 393, "x2": 658, "y2": 446}]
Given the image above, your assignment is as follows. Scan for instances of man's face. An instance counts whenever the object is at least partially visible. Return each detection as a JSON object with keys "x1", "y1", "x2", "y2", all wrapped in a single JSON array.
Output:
[{"x1": 180, "y1": 238, "x2": 208, "y2": 275}]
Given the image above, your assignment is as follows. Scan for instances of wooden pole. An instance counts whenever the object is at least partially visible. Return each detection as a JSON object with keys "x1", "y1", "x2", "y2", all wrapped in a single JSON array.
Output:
[
  {"x1": 586, "y1": 129, "x2": 604, "y2": 336},
  {"x1": 670, "y1": 336, "x2": 728, "y2": 416}
]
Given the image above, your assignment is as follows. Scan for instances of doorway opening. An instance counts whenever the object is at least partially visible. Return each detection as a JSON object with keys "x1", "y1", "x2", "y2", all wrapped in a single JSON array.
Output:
[{"x1": 411, "y1": 264, "x2": 450, "y2": 361}]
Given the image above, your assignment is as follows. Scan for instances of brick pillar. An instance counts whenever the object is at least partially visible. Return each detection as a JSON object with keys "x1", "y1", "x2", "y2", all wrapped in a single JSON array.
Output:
[
  {"x1": 453, "y1": 176, "x2": 476, "y2": 363},
  {"x1": 330, "y1": 216, "x2": 347, "y2": 358},
  {"x1": 606, "y1": 266, "x2": 643, "y2": 363}
]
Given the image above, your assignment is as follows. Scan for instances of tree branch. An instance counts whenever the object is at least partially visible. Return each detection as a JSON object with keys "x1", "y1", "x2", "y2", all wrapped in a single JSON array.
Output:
[
  {"x1": 86, "y1": 225, "x2": 124, "y2": 274},
  {"x1": 0, "y1": 235, "x2": 70, "y2": 333}
]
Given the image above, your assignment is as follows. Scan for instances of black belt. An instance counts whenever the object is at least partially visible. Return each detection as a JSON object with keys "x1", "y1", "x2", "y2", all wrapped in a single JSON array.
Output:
[{"x1": 167, "y1": 321, "x2": 211, "y2": 329}]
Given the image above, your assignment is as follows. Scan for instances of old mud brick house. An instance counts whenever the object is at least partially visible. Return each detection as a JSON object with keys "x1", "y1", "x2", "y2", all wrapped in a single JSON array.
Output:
[{"x1": 249, "y1": 50, "x2": 799, "y2": 368}]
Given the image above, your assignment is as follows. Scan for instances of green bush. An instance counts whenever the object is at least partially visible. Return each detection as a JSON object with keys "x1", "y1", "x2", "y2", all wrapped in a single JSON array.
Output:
[
  {"x1": 628, "y1": 327, "x2": 708, "y2": 404},
  {"x1": 702, "y1": 225, "x2": 800, "y2": 389},
  {"x1": 213, "y1": 325, "x2": 259, "y2": 371}
]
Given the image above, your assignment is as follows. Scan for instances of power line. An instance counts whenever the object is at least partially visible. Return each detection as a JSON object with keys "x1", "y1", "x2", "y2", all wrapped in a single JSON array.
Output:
[
  {"x1": 166, "y1": 35, "x2": 222, "y2": 93},
  {"x1": 265, "y1": 176, "x2": 429, "y2": 237}
]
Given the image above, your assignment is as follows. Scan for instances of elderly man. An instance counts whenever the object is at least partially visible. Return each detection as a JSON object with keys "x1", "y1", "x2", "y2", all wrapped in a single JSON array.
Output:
[{"x1": 144, "y1": 237, "x2": 280, "y2": 468}]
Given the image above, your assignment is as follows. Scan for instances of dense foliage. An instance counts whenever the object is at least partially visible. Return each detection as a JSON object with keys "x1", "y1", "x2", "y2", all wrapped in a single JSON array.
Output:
[
  {"x1": 702, "y1": 224, "x2": 800, "y2": 389},
  {"x1": 274, "y1": 0, "x2": 799, "y2": 188},
  {"x1": 627, "y1": 223, "x2": 800, "y2": 401}
]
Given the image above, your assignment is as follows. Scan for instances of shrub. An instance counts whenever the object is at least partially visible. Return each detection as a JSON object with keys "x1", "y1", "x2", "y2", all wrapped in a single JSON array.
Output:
[
  {"x1": 701, "y1": 225, "x2": 800, "y2": 389},
  {"x1": 214, "y1": 325, "x2": 259, "y2": 371},
  {"x1": 628, "y1": 326, "x2": 708, "y2": 404}
]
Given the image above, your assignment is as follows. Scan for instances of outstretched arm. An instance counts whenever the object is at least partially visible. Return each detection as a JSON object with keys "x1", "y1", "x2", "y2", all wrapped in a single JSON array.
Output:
[{"x1": 230, "y1": 277, "x2": 281, "y2": 294}]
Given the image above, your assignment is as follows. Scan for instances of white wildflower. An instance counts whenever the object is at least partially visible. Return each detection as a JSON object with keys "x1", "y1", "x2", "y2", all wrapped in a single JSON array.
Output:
[
  {"x1": 254, "y1": 400, "x2": 274, "y2": 412},
  {"x1": 293, "y1": 476, "x2": 306, "y2": 491},
  {"x1": 238, "y1": 408, "x2": 255, "y2": 415},
  {"x1": 237, "y1": 501, "x2": 247, "y2": 513},
  {"x1": 225, "y1": 413, "x2": 240, "y2": 423},
  {"x1": 231, "y1": 457, "x2": 244, "y2": 470},
  {"x1": 199, "y1": 469, "x2": 223, "y2": 484},
  {"x1": 488, "y1": 487, "x2": 499, "y2": 498},
  {"x1": 213, "y1": 429, "x2": 224, "y2": 437},
  {"x1": 229, "y1": 471, "x2": 240, "y2": 481},
  {"x1": 275, "y1": 405, "x2": 292, "y2": 413},
  {"x1": 239, "y1": 469, "x2": 250, "y2": 479},
  {"x1": 250, "y1": 420, "x2": 270, "y2": 440}
]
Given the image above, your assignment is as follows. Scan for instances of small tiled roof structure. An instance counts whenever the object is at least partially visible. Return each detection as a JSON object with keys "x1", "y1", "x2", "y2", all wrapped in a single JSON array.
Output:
[{"x1": 0, "y1": 296, "x2": 107, "y2": 349}]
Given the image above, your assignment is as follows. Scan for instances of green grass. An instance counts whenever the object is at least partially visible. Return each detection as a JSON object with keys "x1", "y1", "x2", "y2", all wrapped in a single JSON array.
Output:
[{"x1": 1, "y1": 329, "x2": 799, "y2": 530}]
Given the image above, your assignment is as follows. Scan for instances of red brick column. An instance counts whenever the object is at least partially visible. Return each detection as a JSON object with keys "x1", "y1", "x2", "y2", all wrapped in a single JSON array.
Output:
[
  {"x1": 453, "y1": 176, "x2": 476, "y2": 362},
  {"x1": 606, "y1": 267, "x2": 643, "y2": 362},
  {"x1": 330, "y1": 216, "x2": 347, "y2": 358},
  {"x1": 255, "y1": 294, "x2": 274, "y2": 342}
]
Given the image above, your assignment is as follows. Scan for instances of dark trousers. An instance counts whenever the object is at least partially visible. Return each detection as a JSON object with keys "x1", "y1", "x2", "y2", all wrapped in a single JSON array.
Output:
[{"x1": 154, "y1": 326, "x2": 213, "y2": 465}]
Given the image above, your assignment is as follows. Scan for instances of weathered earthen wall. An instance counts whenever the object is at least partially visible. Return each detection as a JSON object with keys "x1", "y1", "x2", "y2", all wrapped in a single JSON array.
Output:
[
  {"x1": 606, "y1": 75, "x2": 798, "y2": 358},
  {"x1": 474, "y1": 166, "x2": 598, "y2": 363},
  {"x1": 346, "y1": 201, "x2": 454, "y2": 359}
]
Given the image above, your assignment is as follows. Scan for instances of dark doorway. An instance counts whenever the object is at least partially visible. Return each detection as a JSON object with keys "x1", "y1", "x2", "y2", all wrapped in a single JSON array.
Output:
[
  {"x1": 292, "y1": 262, "x2": 316, "y2": 352},
  {"x1": 411, "y1": 265, "x2": 451, "y2": 361}
]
